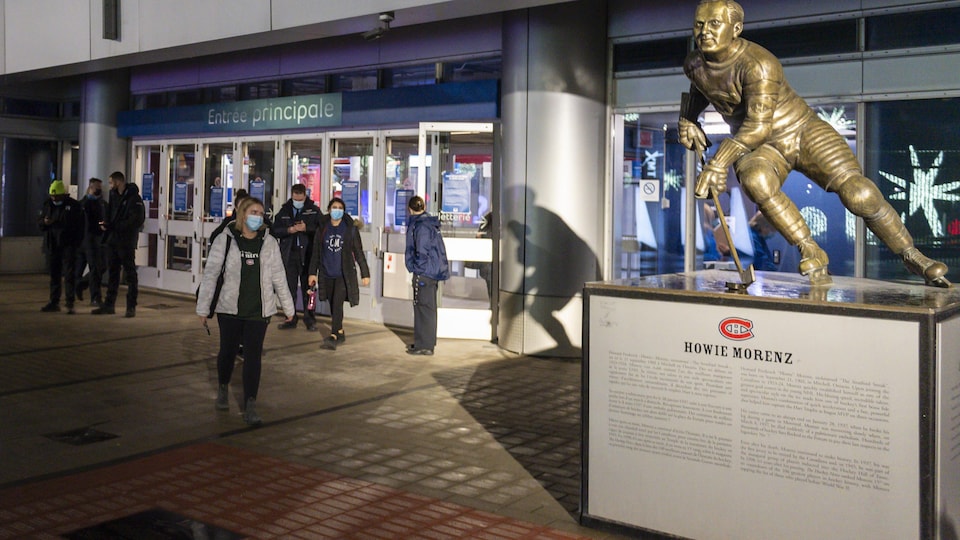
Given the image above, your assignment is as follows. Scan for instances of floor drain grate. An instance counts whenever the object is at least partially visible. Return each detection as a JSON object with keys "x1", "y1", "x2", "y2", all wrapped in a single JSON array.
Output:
[
  {"x1": 64, "y1": 508, "x2": 242, "y2": 538},
  {"x1": 144, "y1": 303, "x2": 180, "y2": 310},
  {"x1": 45, "y1": 426, "x2": 119, "y2": 446}
]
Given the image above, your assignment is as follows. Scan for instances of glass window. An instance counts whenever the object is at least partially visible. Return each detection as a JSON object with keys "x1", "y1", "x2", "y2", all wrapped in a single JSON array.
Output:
[
  {"x1": 613, "y1": 38, "x2": 689, "y2": 73},
  {"x1": 383, "y1": 63, "x2": 437, "y2": 87},
  {"x1": 383, "y1": 135, "x2": 420, "y2": 234},
  {"x1": 743, "y1": 20, "x2": 859, "y2": 59},
  {"x1": 330, "y1": 70, "x2": 379, "y2": 92},
  {"x1": 864, "y1": 98, "x2": 960, "y2": 284},
  {"x1": 203, "y1": 86, "x2": 237, "y2": 103},
  {"x1": 243, "y1": 141, "x2": 276, "y2": 216},
  {"x1": 2, "y1": 98, "x2": 60, "y2": 118},
  {"x1": 331, "y1": 138, "x2": 373, "y2": 227},
  {"x1": 442, "y1": 57, "x2": 501, "y2": 82},
  {"x1": 283, "y1": 77, "x2": 328, "y2": 96},
  {"x1": 202, "y1": 142, "x2": 234, "y2": 222},
  {"x1": 287, "y1": 140, "x2": 324, "y2": 206},
  {"x1": 866, "y1": 7, "x2": 960, "y2": 51},
  {"x1": 170, "y1": 90, "x2": 202, "y2": 107},
  {"x1": 0, "y1": 138, "x2": 59, "y2": 237},
  {"x1": 169, "y1": 144, "x2": 196, "y2": 222},
  {"x1": 239, "y1": 82, "x2": 279, "y2": 100}
]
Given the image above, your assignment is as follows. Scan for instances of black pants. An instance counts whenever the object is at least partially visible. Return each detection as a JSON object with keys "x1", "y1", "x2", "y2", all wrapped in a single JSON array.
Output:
[
  {"x1": 412, "y1": 274, "x2": 438, "y2": 350},
  {"x1": 47, "y1": 246, "x2": 77, "y2": 306},
  {"x1": 216, "y1": 314, "x2": 269, "y2": 400},
  {"x1": 76, "y1": 239, "x2": 105, "y2": 303},
  {"x1": 322, "y1": 277, "x2": 348, "y2": 334},
  {"x1": 104, "y1": 242, "x2": 138, "y2": 309},
  {"x1": 284, "y1": 251, "x2": 315, "y2": 324}
]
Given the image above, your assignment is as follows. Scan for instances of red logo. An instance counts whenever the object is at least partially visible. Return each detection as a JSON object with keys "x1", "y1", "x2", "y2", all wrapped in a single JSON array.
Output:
[{"x1": 719, "y1": 317, "x2": 754, "y2": 340}]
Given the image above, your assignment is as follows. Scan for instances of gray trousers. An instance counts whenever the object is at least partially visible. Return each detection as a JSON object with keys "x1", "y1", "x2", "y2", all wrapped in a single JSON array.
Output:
[{"x1": 412, "y1": 274, "x2": 438, "y2": 350}]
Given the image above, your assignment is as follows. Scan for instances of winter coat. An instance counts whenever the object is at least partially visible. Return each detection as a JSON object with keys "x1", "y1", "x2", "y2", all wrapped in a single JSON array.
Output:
[
  {"x1": 405, "y1": 212, "x2": 449, "y2": 281},
  {"x1": 270, "y1": 198, "x2": 322, "y2": 264},
  {"x1": 81, "y1": 196, "x2": 107, "y2": 248},
  {"x1": 308, "y1": 214, "x2": 371, "y2": 307},
  {"x1": 38, "y1": 197, "x2": 84, "y2": 253},
  {"x1": 195, "y1": 226, "x2": 295, "y2": 319},
  {"x1": 103, "y1": 183, "x2": 145, "y2": 247}
]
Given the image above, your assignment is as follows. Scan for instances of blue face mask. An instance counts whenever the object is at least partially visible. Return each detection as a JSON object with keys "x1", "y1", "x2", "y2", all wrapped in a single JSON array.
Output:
[
  {"x1": 245, "y1": 215, "x2": 264, "y2": 231},
  {"x1": 86, "y1": 194, "x2": 98, "y2": 200},
  {"x1": 292, "y1": 200, "x2": 305, "y2": 210},
  {"x1": 330, "y1": 208, "x2": 345, "y2": 221}
]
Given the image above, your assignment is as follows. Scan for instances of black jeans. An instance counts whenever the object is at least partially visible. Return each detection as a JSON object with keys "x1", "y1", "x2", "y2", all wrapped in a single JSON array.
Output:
[
  {"x1": 216, "y1": 314, "x2": 269, "y2": 400},
  {"x1": 412, "y1": 274, "x2": 438, "y2": 350},
  {"x1": 76, "y1": 238, "x2": 105, "y2": 303},
  {"x1": 284, "y1": 251, "x2": 315, "y2": 324},
  {"x1": 322, "y1": 277, "x2": 348, "y2": 334},
  {"x1": 104, "y1": 242, "x2": 138, "y2": 309},
  {"x1": 47, "y1": 246, "x2": 77, "y2": 306}
]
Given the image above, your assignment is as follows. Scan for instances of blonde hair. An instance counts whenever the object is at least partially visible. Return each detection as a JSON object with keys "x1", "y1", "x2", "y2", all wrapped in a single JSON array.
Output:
[{"x1": 232, "y1": 196, "x2": 265, "y2": 231}]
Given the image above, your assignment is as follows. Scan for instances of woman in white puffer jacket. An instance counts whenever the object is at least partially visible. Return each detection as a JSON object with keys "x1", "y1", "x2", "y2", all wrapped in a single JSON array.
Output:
[{"x1": 197, "y1": 196, "x2": 295, "y2": 426}]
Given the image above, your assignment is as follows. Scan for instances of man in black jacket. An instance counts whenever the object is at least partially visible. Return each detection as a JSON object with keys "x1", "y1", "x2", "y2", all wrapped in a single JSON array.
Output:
[
  {"x1": 93, "y1": 171, "x2": 145, "y2": 318},
  {"x1": 39, "y1": 180, "x2": 84, "y2": 314},
  {"x1": 271, "y1": 184, "x2": 322, "y2": 331},
  {"x1": 76, "y1": 178, "x2": 108, "y2": 306}
]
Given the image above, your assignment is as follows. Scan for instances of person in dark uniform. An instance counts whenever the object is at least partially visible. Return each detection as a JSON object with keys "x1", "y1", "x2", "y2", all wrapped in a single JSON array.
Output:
[
  {"x1": 404, "y1": 195, "x2": 449, "y2": 355},
  {"x1": 272, "y1": 184, "x2": 322, "y2": 331},
  {"x1": 38, "y1": 180, "x2": 84, "y2": 314},
  {"x1": 75, "y1": 178, "x2": 107, "y2": 306},
  {"x1": 93, "y1": 171, "x2": 145, "y2": 318},
  {"x1": 307, "y1": 197, "x2": 370, "y2": 350}
]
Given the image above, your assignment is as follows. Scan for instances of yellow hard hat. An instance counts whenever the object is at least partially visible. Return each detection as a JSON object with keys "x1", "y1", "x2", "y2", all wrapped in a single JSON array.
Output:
[{"x1": 49, "y1": 180, "x2": 67, "y2": 195}]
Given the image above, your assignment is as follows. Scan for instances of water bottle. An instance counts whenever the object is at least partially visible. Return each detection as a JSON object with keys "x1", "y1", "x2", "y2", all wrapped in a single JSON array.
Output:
[{"x1": 306, "y1": 286, "x2": 317, "y2": 311}]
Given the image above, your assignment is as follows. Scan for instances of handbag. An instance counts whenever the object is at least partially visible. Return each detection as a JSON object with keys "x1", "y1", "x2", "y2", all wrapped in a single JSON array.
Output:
[{"x1": 200, "y1": 235, "x2": 233, "y2": 319}]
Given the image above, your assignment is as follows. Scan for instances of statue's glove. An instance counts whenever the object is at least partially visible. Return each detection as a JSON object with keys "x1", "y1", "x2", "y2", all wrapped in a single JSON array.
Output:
[
  {"x1": 678, "y1": 118, "x2": 708, "y2": 152},
  {"x1": 695, "y1": 162, "x2": 728, "y2": 199}
]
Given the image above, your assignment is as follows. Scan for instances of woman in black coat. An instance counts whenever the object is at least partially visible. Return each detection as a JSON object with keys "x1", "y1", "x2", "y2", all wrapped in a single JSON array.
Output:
[{"x1": 307, "y1": 197, "x2": 370, "y2": 350}]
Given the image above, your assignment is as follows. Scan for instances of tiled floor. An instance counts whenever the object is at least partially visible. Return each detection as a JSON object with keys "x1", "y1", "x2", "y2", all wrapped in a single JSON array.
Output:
[{"x1": 0, "y1": 274, "x2": 633, "y2": 539}]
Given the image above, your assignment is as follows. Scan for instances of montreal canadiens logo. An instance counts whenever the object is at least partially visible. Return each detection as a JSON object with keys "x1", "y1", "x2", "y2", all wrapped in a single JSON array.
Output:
[{"x1": 719, "y1": 317, "x2": 754, "y2": 341}]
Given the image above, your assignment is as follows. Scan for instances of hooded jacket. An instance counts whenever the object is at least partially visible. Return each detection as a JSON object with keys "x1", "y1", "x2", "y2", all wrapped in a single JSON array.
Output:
[
  {"x1": 38, "y1": 197, "x2": 84, "y2": 253},
  {"x1": 196, "y1": 225, "x2": 295, "y2": 319},
  {"x1": 104, "y1": 183, "x2": 145, "y2": 247},
  {"x1": 405, "y1": 212, "x2": 449, "y2": 281}
]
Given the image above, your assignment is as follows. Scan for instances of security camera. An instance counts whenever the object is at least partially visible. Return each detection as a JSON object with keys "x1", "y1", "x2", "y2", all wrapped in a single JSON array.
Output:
[
  {"x1": 363, "y1": 27, "x2": 385, "y2": 41},
  {"x1": 362, "y1": 11, "x2": 394, "y2": 41}
]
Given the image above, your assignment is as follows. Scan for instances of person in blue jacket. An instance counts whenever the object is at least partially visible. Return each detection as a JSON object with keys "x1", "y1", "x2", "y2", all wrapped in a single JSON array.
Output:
[{"x1": 404, "y1": 195, "x2": 449, "y2": 355}]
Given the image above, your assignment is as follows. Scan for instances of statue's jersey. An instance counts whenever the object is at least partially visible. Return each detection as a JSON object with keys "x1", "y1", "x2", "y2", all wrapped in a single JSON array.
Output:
[{"x1": 684, "y1": 39, "x2": 814, "y2": 148}]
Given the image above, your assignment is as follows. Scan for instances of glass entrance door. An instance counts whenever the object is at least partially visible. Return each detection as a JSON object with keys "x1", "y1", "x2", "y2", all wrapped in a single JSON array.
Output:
[
  {"x1": 133, "y1": 144, "x2": 162, "y2": 289},
  {"x1": 419, "y1": 122, "x2": 497, "y2": 341},
  {"x1": 240, "y1": 139, "x2": 278, "y2": 219},
  {"x1": 163, "y1": 143, "x2": 200, "y2": 293}
]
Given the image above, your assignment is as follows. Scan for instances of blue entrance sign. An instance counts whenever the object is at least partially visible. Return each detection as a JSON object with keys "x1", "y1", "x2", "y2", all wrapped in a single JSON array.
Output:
[
  {"x1": 249, "y1": 179, "x2": 266, "y2": 202},
  {"x1": 209, "y1": 186, "x2": 224, "y2": 218},
  {"x1": 342, "y1": 181, "x2": 360, "y2": 217},
  {"x1": 142, "y1": 173, "x2": 154, "y2": 202},
  {"x1": 395, "y1": 189, "x2": 414, "y2": 227},
  {"x1": 174, "y1": 182, "x2": 188, "y2": 212}
]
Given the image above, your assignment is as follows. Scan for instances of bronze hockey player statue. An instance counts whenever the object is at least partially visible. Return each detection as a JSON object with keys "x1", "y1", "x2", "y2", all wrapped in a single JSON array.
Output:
[{"x1": 679, "y1": 0, "x2": 950, "y2": 287}]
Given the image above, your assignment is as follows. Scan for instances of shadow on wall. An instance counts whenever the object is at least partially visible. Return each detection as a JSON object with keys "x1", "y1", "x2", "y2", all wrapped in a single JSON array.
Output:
[{"x1": 507, "y1": 188, "x2": 600, "y2": 357}]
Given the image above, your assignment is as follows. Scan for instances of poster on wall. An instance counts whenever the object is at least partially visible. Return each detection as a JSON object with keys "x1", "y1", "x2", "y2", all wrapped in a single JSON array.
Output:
[
  {"x1": 174, "y1": 181, "x2": 188, "y2": 212},
  {"x1": 249, "y1": 178, "x2": 265, "y2": 203},
  {"x1": 209, "y1": 186, "x2": 224, "y2": 218},
  {"x1": 342, "y1": 181, "x2": 360, "y2": 217},
  {"x1": 587, "y1": 295, "x2": 920, "y2": 540},
  {"x1": 142, "y1": 173, "x2": 154, "y2": 202},
  {"x1": 395, "y1": 189, "x2": 413, "y2": 227}
]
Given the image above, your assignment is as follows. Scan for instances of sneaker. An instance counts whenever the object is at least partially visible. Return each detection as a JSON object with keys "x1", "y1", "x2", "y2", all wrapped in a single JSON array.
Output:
[
  {"x1": 65, "y1": 304, "x2": 76, "y2": 315},
  {"x1": 243, "y1": 397, "x2": 262, "y2": 426},
  {"x1": 40, "y1": 303, "x2": 60, "y2": 313},
  {"x1": 320, "y1": 335, "x2": 338, "y2": 350},
  {"x1": 125, "y1": 307, "x2": 136, "y2": 318},
  {"x1": 406, "y1": 348, "x2": 434, "y2": 356},
  {"x1": 91, "y1": 306, "x2": 115, "y2": 315},
  {"x1": 336, "y1": 331, "x2": 346, "y2": 344},
  {"x1": 215, "y1": 384, "x2": 229, "y2": 411},
  {"x1": 304, "y1": 321, "x2": 318, "y2": 332},
  {"x1": 277, "y1": 319, "x2": 298, "y2": 330},
  {"x1": 90, "y1": 299, "x2": 100, "y2": 307}
]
